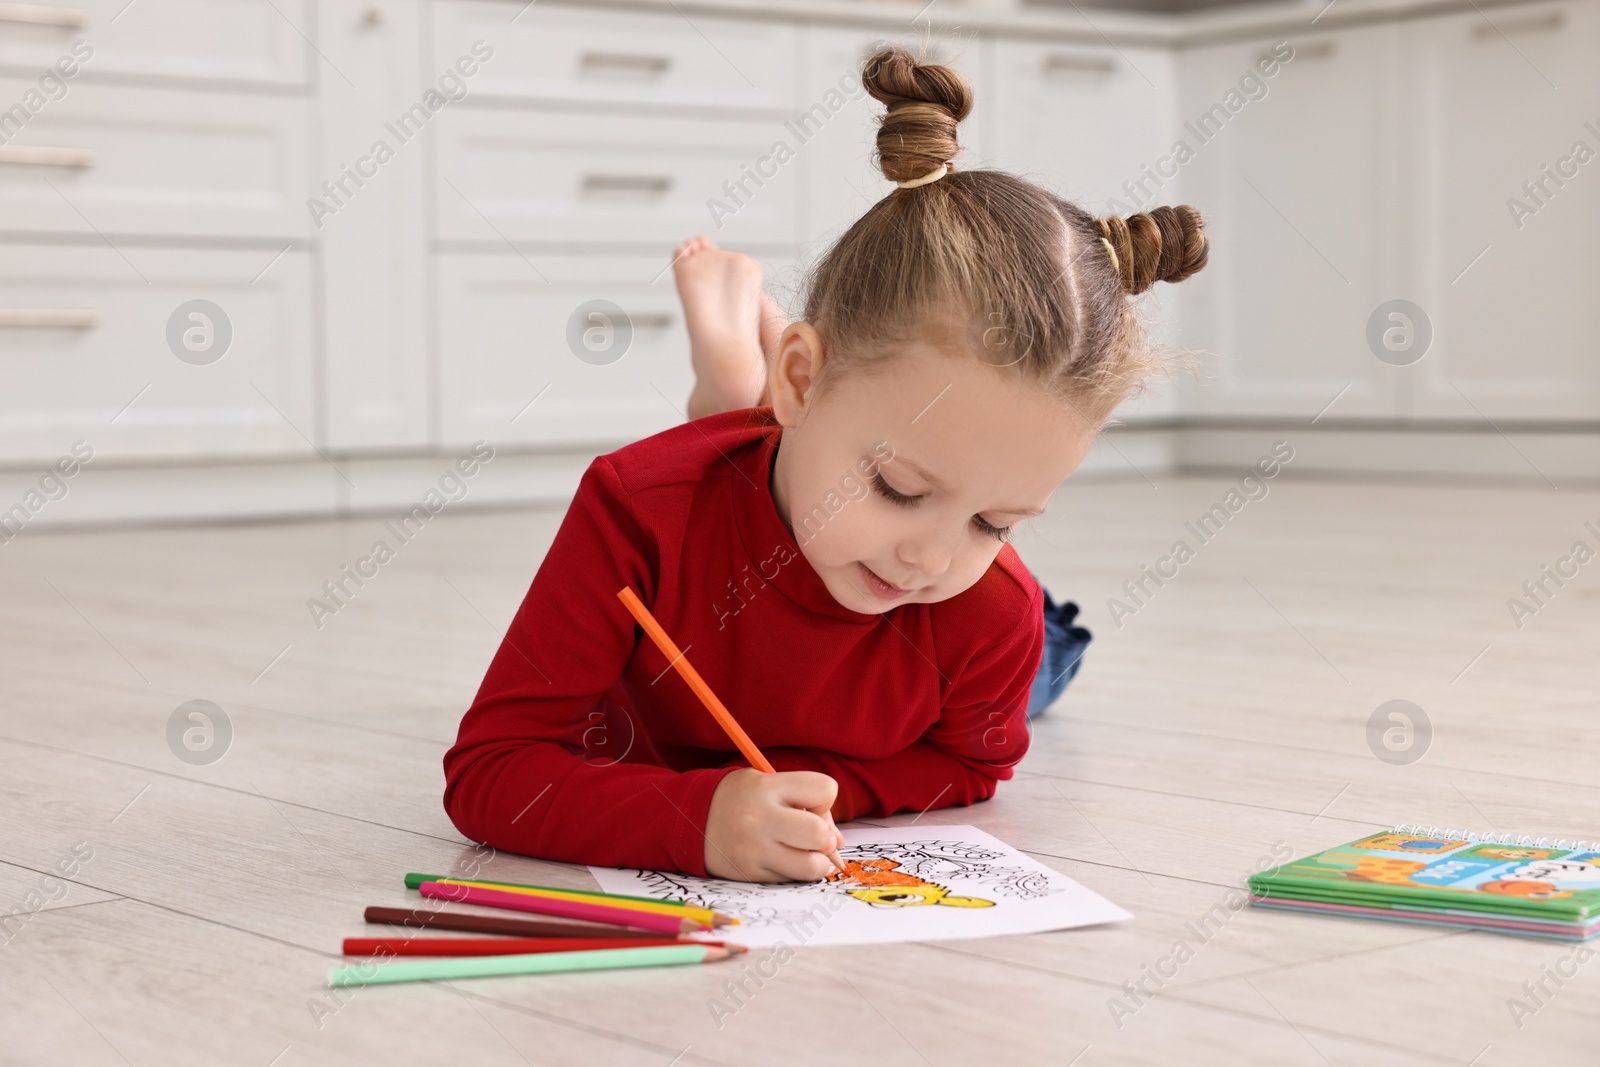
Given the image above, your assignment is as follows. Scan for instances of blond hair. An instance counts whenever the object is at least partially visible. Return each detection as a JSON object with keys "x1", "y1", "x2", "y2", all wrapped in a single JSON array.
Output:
[{"x1": 800, "y1": 45, "x2": 1210, "y2": 420}]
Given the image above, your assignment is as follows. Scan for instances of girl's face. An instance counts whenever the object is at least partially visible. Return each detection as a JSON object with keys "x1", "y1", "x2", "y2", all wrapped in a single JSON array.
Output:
[{"x1": 769, "y1": 326, "x2": 1098, "y2": 615}]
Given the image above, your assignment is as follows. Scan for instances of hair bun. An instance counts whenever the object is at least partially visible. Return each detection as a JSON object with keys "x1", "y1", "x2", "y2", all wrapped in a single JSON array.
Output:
[
  {"x1": 1097, "y1": 205, "x2": 1209, "y2": 295},
  {"x1": 861, "y1": 45, "x2": 971, "y2": 186}
]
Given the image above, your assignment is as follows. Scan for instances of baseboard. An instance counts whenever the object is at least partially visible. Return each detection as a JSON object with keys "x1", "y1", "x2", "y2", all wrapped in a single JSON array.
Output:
[
  {"x1": 2, "y1": 422, "x2": 1591, "y2": 534},
  {"x1": 0, "y1": 447, "x2": 604, "y2": 535},
  {"x1": 1162, "y1": 424, "x2": 1599, "y2": 487}
]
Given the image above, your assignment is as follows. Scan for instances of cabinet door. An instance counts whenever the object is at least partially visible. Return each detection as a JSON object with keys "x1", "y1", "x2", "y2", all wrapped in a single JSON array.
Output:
[
  {"x1": 1409, "y1": 1, "x2": 1600, "y2": 420},
  {"x1": 316, "y1": 0, "x2": 430, "y2": 450},
  {"x1": 436, "y1": 252, "x2": 797, "y2": 450},
  {"x1": 1176, "y1": 28, "x2": 1403, "y2": 419},
  {"x1": 0, "y1": 246, "x2": 314, "y2": 462},
  {"x1": 993, "y1": 37, "x2": 1179, "y2": 421},
  {"x1": 800, "y1": 27, "x2": 990, "y2": 257}
]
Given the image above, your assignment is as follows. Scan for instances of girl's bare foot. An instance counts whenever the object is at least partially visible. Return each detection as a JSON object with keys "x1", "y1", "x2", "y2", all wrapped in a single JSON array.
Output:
[
  {"x1": 673, "y1": 236, "x2": 782, "y2": 419},
  {"x1": 755, "y1": 291, "x2": 786, "y2": 408}
]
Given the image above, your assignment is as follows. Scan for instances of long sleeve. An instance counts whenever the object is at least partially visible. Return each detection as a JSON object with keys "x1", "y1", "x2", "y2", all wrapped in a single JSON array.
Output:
[
  {"x1": 761, "y1": 583, "x2": 1044, "y2": 823},
  {"x1": 441, "y1": 456, "x2": 741, "y2": 876}
]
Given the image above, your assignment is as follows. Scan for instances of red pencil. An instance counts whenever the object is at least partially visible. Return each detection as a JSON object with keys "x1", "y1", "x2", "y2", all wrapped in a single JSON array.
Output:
[{"x1": 343, "y1": 936, "x2": 728, "y2": 957}]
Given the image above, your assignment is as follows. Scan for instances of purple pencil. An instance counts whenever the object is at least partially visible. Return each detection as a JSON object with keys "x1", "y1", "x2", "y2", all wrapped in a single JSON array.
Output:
[{"x1": 417, "y1": 881, "x2": 709, "y2": 935}]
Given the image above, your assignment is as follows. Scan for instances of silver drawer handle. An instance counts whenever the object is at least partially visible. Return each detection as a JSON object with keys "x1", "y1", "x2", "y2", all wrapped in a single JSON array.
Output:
[
  {"x1": 0, "y1": 1, "x2": 88, "y2": 26},
  {"x1": 1473, "y1": 10, "x2": 1563, "y2": 37},
  {"x1": 631, "y1": 312, "x2": 674, "y2": 329},
  {"x1": 579, "y1": 51, "x2": 671, "y2": 76},
  {"x1": 581, "y1": 174, "x2": 672, "y2": 195},
  {"x1": 0, "y1": 309, "x2": 98, "y2": 327},
  {"x1": 0, "y1": 145, "x2": 94, "y2": 167},
  {"x1": 1043, "y1": 53, "x2": 1115, "y2": 75},
  {"x1": 1270, "y1": 40, "x2": 1335, "y2": 62}
]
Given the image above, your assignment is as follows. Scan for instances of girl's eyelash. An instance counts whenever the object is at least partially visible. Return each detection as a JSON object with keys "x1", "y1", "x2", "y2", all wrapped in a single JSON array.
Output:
[
  {"x1": 872, "y1": 473, "x2": 1014, "y2": 543},
  {"x1": 872, "y1": 472, "x2": 918, "y2": 507},
  {"x1": 975, "y1": 516, "x2": 1014, "y2": 543}
]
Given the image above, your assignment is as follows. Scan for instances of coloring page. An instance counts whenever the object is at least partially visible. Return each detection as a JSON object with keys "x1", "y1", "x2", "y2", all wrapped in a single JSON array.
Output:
[{"x1": 588, "y1": 825, "x2": 1131, "y2": 947}]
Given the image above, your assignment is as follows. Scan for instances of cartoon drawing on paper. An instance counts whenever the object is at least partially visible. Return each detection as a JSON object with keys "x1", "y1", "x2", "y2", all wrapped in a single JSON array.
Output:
[
  {"x1": 827, "y1": 858, "x2": 993, "y2": 908},
  {"x1": 622, "y1": 838, "x2": 1056, "y2": 927},
  {"x1": 587, "y1": 824, "x2": 1135, "y2": 947}
]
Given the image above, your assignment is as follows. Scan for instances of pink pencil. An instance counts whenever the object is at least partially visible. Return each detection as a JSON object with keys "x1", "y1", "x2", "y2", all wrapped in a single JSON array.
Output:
[{"x1": 417, "y1": 881, "x2": 709, "y2": 935}]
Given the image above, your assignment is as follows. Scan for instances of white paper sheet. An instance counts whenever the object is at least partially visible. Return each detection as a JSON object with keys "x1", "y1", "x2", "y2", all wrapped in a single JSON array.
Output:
[{"x1": 587, "y1": 824, "x2": 1132, "y2": 948}]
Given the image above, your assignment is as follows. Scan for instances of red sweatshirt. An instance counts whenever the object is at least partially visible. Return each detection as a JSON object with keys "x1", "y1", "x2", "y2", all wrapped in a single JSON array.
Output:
[{"x1": 442, "y1": 407, "x2": 1043, "y2": 876}]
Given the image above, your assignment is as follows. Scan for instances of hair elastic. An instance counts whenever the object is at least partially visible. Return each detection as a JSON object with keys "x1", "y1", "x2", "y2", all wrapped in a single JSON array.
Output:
[
  {"x1": 1100, "y1": 236, "x2": 1119, "y2": 274},
  {"x1": 896, "y1": 163, "x2": 949, "y2": 189}
]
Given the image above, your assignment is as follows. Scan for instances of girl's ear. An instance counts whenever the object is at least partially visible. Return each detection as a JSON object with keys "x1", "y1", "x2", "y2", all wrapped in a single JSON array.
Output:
[{"x1": 769, "y1": 322, "x2": 826, "y2": 427}]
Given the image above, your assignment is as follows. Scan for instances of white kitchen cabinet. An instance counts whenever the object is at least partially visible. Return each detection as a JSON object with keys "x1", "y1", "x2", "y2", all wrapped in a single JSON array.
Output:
[
  {"x1": 0, "y1": 77, "x2": 311, "y2": 239},
  {"x1": 0, "y1": 245, "x2": 315, "y2": 461},
  {"x1": 436, "y1": 251, "x2": 796, "y2": 450},
  {"x1": 432, "y1": 1, "x2": 798, "y2": 113},
  {"x1": 0, "y1": 0, "x2": 307, "y2": 89},
  {"x1": 4, "y1": 0, "x2": 1597, "y2": 522},
  {"x1": 1175, "y1": 27, "x2": 1404, "y2": 420},
  {"x1": 991, "y1": 37, "x2": 1175, "y2": 216},
  {"x1": 1409, "y1": 0, "x2": 1600, "y2": 421},
  {"x1": 799, "y1": 26, "x2": 991, "y2": 258},
  {"x1": 434, "y1": 108, "x2": 802, "y2": 246},
  {"x1": 316, "y1": 0, "x2": 431, "y2": 451}
]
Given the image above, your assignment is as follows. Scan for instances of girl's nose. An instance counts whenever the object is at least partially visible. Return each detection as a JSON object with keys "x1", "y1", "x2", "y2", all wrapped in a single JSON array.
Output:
[{"x1": 898, "y1": 527, "x2": 959, "y2": 580}]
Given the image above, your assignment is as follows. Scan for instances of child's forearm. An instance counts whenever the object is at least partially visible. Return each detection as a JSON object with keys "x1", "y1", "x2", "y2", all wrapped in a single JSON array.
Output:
[{"x1": 443, "y1": 739, "x2": 742, "y2": 875}]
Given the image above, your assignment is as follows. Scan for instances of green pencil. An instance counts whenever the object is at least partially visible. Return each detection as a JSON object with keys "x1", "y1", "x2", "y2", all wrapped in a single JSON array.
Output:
[
  {"x1": 329, "y1": 943, "x2": 738, "y2": 987},
  {"x1": 403, "y1": 872, "x2": 683, "y2": 906}
]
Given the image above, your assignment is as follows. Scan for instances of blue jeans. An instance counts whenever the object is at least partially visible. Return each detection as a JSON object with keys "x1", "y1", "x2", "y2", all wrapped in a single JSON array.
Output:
[{"x1": 1025, "y1": 579, "x2": 1091, "y2": 719}]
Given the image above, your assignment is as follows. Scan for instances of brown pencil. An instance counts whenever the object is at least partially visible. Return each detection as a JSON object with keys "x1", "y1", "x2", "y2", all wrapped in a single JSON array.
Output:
[{"x1": 362, "y1": 905, "x2": 680, "y2": 941}]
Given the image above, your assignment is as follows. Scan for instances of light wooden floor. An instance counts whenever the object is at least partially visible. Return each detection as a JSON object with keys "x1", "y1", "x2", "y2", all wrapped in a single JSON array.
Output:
[{"x1": 2, "y1": 467, "x2": 1598, "y2": 1065}]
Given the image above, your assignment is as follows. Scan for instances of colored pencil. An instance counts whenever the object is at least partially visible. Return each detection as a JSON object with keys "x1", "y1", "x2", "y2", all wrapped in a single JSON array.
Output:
[
  {"x1": 343, "y1": 936, "x2": 727, "y2": 957},
  {"x1": 403, "y1": 872, "x2": 682, "y2": 905},
  {"x1": 419, "y1": 881, "x2": 708, "y2": 934},
  {"x1": 330, "y1": 944, "x2": 737, "y2": 988},
  {"x1": 430, "y1": 877, "x2": 733, "y2": 927},
  {"x1": 362, "y1": 906, "x2": 679, "y2": 941},
  {"x1": 615, "y1": 585, "x2": 845, "y2": 874},
  {"x1": 616, "y1": 586, "x2": 776, "y2": 773}
]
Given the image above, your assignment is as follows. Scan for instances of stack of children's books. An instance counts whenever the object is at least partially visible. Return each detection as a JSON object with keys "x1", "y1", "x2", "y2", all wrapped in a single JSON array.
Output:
[{"x1": 1250, "y1": 825, "x2": 1600, "y2": 941}]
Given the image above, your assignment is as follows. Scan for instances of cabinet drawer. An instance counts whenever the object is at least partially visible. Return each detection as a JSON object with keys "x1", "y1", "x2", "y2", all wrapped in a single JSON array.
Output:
[
  {"x1": 433, "y1": 1, "x2": 796, "y2": 112},
  {"x1": 0, "y1": 0, "x2": 307, "y2": 88},
  {"x1": 437, "y1": 252, "x2": 799, "y2": 449},
  {"x1": 0, "y1": 78, "x2": 310, "y2": 239},
  {"x1": 434, "y1": 108, "x2": 799, "y2": 245},
  {"x1": 0, "y1": 245, "x2": 314, "y2": 462}
]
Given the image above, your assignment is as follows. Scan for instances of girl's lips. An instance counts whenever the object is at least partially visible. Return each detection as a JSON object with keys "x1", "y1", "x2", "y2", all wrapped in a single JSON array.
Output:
[{"x1": 860, "y1": 562, "x2": 910, "y2": 600}]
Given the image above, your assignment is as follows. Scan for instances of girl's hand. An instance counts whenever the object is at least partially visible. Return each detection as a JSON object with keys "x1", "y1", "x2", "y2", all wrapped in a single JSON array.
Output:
[{"x1": 704, "y1": 768, "x2": 846, "y2": 882}]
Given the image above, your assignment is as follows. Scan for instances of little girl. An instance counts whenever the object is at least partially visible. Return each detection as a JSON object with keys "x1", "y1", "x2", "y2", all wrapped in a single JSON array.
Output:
[{"x1": 443, "y1": 46, "x2": 1208, "y2": 883}]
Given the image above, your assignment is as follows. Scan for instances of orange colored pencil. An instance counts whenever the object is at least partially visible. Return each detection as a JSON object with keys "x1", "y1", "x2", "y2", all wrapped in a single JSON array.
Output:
[{"x1": 615, "y1": 585, "x2": 845, "y2": 874}]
